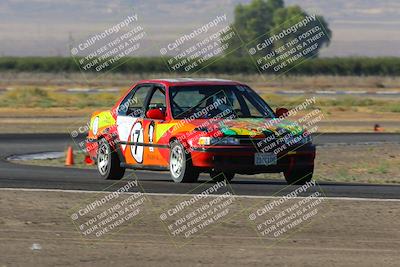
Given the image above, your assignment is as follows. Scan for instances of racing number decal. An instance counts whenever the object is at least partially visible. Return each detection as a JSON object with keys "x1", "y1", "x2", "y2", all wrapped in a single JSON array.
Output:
[
  {"x1": 148, "y1": 121, "x2": 155, "y2": 152},
  {"x1": 130, "y1": 121, "x2": 144, "y2": 163}
]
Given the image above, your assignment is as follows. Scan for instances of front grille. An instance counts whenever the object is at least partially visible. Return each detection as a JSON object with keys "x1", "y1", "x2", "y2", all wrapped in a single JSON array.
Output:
[
  {"x1": 213, "y1": 155, "x2": 254, "y2": 165},
  {"x1": 213, "y1": 154, "x2": 291, "y2": 166},
  {"x1": 238, "y1": 136, "x2": 278, "y2": 153},
  {"x1": 238, "y1": 135, "x2": 275, "y2": 145}
]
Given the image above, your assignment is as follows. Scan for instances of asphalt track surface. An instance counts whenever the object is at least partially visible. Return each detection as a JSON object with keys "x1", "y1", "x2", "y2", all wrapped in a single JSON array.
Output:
[{"x1": 0, "y1": 133, "x2": 399, "y2": 199}]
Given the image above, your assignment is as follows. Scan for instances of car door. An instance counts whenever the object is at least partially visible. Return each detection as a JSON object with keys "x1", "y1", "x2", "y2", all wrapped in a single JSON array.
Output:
[
  {"x1": 141, "y1": 85, "x2": 170, "y2": 168},
  {"x1": 116, "y1": 83, "x2": 153, "y2": 166}
]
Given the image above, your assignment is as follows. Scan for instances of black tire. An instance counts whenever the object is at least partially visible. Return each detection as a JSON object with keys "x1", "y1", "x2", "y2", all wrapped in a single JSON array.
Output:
[
  {"x1": 169, "y1": 140, "x2": 199, "y2": 183},
  {"x1": 210, "y1": 171, "x2": 235, "y2": 182},
  {"x1": 283, "y1": 165, "x2": 313, "y2": 185},
  {"x1": 97, "y1": 138, "x2": 125, "y2": 180}
]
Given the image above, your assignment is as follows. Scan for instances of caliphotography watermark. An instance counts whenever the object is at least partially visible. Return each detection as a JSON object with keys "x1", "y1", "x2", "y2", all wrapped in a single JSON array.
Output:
[
  {"x1": 248, "y1": 180, "x2": 329, "y2": 248},
  {"x1": 247, "y1": 14, "x2": 329, "y2": 75},
  {"x1": 159, "y1": 14, "x2": 241, "y2": 73},
  {"x1": 70, "y1": 12, "x2": 146, "y2": 74},
  {"x1": 168, "y1": 90, "x2": 240, "y2": 155},
  {"x1": 68, "y1": 178, "x2": 148, "y2": 239},
  {"x1": 158, "y1": 178, "x2": 237, "y2": 246},
  {"x1": 68, "y1": 96, "x2": 139, "y2": 154},
  {"x1": 249, "y1": 96, "x2": 325, "y2": 158}
]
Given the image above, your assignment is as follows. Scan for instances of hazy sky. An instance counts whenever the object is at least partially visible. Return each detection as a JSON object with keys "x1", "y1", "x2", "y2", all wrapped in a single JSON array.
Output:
[{"x1": 0, "y1": 0, "x2": 399, "y2": 57}]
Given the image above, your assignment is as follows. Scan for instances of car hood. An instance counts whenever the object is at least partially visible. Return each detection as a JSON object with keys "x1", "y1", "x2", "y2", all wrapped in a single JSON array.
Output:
[{"x1": 191, "y1": 118, "x2": 305, "y2": 137}]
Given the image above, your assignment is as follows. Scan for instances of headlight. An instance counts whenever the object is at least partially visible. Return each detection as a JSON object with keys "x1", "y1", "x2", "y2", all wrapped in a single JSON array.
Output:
[
  {"x1": 198, "y1": 137, "x2": 240, "y2": 146},
  {"x1": 198, "y1": 137, "x2": 212, "y2": 145}
]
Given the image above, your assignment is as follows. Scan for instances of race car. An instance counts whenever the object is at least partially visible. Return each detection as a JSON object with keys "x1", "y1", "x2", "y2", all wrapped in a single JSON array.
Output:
[{"x1": 86, "y1": 78, "x2": 315, "y2": 185}]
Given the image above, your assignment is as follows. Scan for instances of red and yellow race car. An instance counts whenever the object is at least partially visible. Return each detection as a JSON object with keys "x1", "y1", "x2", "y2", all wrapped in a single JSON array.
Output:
[{"x1": 86, "y1": 78, "x2": 315, "y2": 184}]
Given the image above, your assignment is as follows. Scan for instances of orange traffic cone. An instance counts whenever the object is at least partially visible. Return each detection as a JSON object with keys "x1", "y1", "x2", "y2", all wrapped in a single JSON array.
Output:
[
  {"x1": 374, "y1": 124, "x2": 384, "y2": 132},
  {"x1": 65, "y1": 146, "x2": 74, "y2": 166},
  {"x1": 84, "y1": 155, "x2": 94, "y2": 165}
]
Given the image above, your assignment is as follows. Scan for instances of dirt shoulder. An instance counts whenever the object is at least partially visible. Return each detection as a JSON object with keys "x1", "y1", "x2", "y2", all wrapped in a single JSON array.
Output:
[{"x1": 0, "y1": 190, "x2": 399, "y2": 266}]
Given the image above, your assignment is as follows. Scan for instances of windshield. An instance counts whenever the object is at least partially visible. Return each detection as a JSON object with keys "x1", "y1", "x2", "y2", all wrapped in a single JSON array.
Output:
[{"x1": 169, "y1": 85, "x2": 275, "y2": 119}]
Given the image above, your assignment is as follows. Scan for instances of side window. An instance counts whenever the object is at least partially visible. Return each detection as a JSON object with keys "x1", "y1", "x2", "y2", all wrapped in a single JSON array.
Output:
[
  {"x1": 118, "y1": 85, "x2": 152, "y2": 117},
  {"x1": 147, "y1": 87, "x2": 166, "y2": 112}
]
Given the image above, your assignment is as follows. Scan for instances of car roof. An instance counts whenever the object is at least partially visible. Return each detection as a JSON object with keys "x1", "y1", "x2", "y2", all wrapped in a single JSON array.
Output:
[{"x1": 136, "y1": 78, "x2": 244, "y2": 87}]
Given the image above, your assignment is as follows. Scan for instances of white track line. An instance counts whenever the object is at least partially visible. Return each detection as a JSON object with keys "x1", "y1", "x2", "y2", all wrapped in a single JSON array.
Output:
[{"x1": 0, "y1": 187, "x2": 399, "y2": 202}]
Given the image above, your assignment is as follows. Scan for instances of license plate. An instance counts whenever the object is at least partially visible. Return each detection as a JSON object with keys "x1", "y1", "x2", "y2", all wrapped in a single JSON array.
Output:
[{"x1": 255, "y1": 153, "x2": 277, "y2": 166}]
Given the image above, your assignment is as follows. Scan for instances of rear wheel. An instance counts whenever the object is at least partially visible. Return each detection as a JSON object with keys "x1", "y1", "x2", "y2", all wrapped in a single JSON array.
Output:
[
  {"x1": 97, "y1": 138, "x2": 125, "y2": 180},
  {"x1": 210, "y1": 171, "x2": 235, "y2": 182},
  {"x1": 169, "y1": 140, "x2": 199, "y2": 183},
  {"x1": 283, "y1": 165, "x2": 313, "y2": 185}
]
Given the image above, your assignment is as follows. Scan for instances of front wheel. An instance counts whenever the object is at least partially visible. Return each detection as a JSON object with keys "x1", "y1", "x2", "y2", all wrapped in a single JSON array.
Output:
[
  {"x1": 169, "y1": 140, "x2": 199, "y2": 183},
  {"x1": 97, "y1": 138, "x2": 125, "y2": 180},
  {"x1": 283, "y1": 165, "x2": 313, "y2": 185}
]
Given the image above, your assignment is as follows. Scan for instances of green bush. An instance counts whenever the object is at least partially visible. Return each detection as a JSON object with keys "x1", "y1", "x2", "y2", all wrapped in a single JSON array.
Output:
[{"x1": 1, "y1": 56, "x2": 400, "y2": 75}]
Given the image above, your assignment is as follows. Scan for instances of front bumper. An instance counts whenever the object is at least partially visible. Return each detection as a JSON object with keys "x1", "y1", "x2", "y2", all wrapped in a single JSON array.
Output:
[{"x1": 190, "y1": 144, "x2": 316, "y2": 174}]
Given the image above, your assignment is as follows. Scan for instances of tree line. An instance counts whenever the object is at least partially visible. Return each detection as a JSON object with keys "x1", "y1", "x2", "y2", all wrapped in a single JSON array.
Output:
[{"x1": 0, "y1": 56, "x2": 399, "y2": 76}]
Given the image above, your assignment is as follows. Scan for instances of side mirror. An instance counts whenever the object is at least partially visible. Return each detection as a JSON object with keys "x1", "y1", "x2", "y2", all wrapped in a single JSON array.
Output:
[
  {"x1": 275, "y1": 107, "x2": 289, "y2": 118},
  {"x1": 146, "y1": 108, "x2": 166, "y2": 120}
]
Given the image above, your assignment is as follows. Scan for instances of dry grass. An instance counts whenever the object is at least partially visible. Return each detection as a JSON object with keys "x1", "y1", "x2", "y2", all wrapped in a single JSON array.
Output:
[
  {"x1": 0, "y1": 76, "x2": 399, "y2": 134},
  {"x1": 0, "y1": 87, "x2": 121, "y2": 108},
  {"x1": 0, "y1": 93, "x2": 399, "y2": 134},
  {"x1": 255, "y1": 144, "x2": 400, "y2": 184},
  {"x1": 262, "y1": 94, "x2": 400, "y2": 114},
  {"x1": 313, "y1": 144, "x2": 400, "y2": 184},
  {"x1": 0, "y1": 107, "x2": 94, "y2": 118}
]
